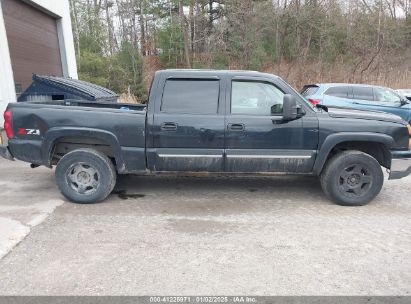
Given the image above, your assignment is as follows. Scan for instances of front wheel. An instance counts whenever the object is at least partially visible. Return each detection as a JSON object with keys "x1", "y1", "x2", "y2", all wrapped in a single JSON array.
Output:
[
  {"x1": 55, "y1": 148, "x2": 117, "y2": 204},
  {"x1": 320, "y1": 150, "x2": 384, "y2": 206}
]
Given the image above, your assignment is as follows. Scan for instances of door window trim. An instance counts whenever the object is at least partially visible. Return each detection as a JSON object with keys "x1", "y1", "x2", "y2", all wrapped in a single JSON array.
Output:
[
  {"x1": 159, "y1": 78, "x2": 221, "y2": 115},
  {"x1": 229, "y1": 79, "x2": 286, "y2": 116}
]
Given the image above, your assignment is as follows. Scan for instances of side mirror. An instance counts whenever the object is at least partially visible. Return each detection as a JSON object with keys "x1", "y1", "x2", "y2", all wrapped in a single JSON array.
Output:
[
  {"x1": 400, "y1": 98, "x2": 409, "y2": 106},
  {"x1": 282, "y1": 94, "x2": 298, "y2": 121}
]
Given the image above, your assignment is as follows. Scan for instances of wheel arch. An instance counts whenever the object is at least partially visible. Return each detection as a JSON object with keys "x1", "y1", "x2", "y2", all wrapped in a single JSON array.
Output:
[
  {"x1": 313, "y1": 132, "x2": 394, "y2": 175},
  {"x1": 41, "y1": 127, "x2": 126, "y2": 173}
]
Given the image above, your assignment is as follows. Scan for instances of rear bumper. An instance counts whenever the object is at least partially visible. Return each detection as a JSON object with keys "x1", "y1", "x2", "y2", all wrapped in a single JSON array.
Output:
[
  {"x1": 389, "y1": 150, "x2": 411, "y2": 180},
  {"x1": 0, "y1": 145, "x2": 14, "y2": 161},
  {"x1": 0, "y1": 129, "x2": 14, "y2": 161}
]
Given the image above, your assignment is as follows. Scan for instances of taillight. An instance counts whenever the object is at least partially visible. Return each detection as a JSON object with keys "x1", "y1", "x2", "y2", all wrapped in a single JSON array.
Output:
[
  {"x1": 308, "y1": 98, "x2": 321, "y2": 105},
  {"x1": 3, "y1": 110, "x2": 13, "y2": 139}
]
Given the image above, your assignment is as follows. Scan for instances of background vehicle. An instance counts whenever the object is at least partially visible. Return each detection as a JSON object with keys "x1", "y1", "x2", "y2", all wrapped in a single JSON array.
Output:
[
  {"x1": 1, "y1": 70, "x2": 411, "y2": 207},
  {"x1": 301, "y1": 83, "x2": 411, "y2": 123},
  {"x1": 397, "y1": 89, "x2": 411, "y2": 102}
]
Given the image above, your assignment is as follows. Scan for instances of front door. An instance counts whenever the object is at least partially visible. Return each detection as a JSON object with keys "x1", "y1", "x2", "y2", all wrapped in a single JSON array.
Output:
[
  {"x1": 354, "y1": 87, "x2": 410, "y2": 121},
  {"x1": 149, "y1": 77, "x2": 225, "y2": 172},
  {"x1": 225, "y1": 77, "x2": 317, "y2": 173}
]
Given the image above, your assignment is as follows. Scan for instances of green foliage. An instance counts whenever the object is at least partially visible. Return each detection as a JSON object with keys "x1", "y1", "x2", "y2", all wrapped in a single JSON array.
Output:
[
  {"x1": 191, "y1": 60, "x2": 206, "y2": 69},
  {"x1": 78, "y1": 31, "x2": 105, "y2": 55},
  {"x1": 77, "y1": 45, "x2": 146, "y2": 100},
  {"x1": 113, "y1": 42, "x2": 147, "y2": 100},
  {"x1": 78, "y1": 51, "x2": 109, "y2": 87},
  {"x1": 209, "y1": 53, "x2": 229, "y2": 69},
  {"x1": 72, "y1": 0, "x2": 147, "y2": 100},
  {"x1": 156, "y1": 22, "x2": 185, "y2": 67}
]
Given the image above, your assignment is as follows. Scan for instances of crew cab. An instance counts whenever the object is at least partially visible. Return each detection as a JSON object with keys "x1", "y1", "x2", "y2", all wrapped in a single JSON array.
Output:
[{"x1": 1, "y1": 70, "x2": 411, "y2": 206}]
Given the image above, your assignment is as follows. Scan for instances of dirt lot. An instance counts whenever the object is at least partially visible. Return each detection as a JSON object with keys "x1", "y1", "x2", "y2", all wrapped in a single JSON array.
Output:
[{"x1": 0, "y1": 158, "x2": 410, "y2": 295}]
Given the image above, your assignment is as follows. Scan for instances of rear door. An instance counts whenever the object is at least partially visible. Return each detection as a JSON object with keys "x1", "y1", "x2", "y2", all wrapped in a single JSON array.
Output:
[
  {"x1": 322, "y1": 86, "x2": 355, "y2": 108},
  {"x1": 147, "y1": 75, "x2": 225, "y2": 172},
  {"x1": 351, "y1": 86, "x2": 375, "y2": 107},
  {"x1": 224, "y1": 76, "x2": 318, "y2": 173}
]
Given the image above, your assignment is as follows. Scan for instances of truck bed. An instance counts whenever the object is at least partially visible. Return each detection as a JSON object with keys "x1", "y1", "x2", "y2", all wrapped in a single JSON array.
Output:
[{"x1": 6, "y1": 100, "x2": 147, "y2": 173}]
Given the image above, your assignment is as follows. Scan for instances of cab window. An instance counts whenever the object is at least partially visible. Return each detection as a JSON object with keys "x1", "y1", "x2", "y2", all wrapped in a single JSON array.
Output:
[
  {"x1": 161, "y1": 79, "x2": 220, "y2": 114},
  {"x1": 231, "y1": 81, "x2": 285, "y2": 115}
]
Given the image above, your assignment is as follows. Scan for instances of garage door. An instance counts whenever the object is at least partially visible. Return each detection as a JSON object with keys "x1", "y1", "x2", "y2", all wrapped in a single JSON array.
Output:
[{"x1": 2, "y1": 0, "x2": 63, "y2": 93}]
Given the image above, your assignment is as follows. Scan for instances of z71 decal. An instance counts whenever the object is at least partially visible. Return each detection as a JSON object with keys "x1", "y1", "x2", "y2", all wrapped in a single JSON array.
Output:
[{"x1": 18, "y1": 128, "x2": 41, "y2": 136}]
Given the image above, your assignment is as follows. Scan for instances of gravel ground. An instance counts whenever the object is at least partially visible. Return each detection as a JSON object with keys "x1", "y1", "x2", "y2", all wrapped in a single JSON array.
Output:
[{"x1": 0, "y1": 158, "x2": 410, "y2": 295}]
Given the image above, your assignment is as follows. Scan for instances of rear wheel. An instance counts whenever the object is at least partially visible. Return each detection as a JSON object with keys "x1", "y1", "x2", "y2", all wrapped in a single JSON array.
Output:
[
  {"x1": 55, "y1": 148, "x2": 116, "y2": 204},
  {"x1": 320, "y1": 150, "x2": 384, "y2": 206}
]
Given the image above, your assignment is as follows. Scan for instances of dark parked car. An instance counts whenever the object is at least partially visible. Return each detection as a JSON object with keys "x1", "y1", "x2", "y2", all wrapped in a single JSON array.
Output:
[
  {"x1": 1, "y1": 70, "x2": 411, "y2": 206},
  {"x1": 301, "y1": 83, "x2": 411, "y2": 123}
]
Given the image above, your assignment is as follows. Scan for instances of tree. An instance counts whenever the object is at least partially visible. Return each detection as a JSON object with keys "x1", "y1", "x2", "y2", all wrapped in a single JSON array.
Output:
[{"x1": 70, "y1": 0, "x2": 411, "y2": 98}]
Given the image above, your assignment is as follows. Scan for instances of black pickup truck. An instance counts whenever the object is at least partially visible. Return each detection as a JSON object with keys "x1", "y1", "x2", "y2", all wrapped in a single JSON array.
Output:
[{"x1": 1, "y1": 70, "x2": 410, "y2": 206}]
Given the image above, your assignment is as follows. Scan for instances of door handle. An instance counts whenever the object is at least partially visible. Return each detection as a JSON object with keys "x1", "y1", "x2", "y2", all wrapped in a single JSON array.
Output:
[
  {"x1": 227, "y1": 123, "x2": 245, "y2": 131},
  {"x1": 161, "y1": 122, "x2": 178, "y2": 131}
]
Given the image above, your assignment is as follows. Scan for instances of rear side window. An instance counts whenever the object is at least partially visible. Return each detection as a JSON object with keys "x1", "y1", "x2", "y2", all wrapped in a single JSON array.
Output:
[
  {"x1": 353, "y1": 86, "x2": 374, "y2": 101},
  {"x1": 300, "y1": 85, "x2": 319, "y2": 97},
  {"x1": 161, "y1": 79, "x2": 219, "y2": 114},
  {"x1": 324, "y1": 86, "x2": 351, "y2": 98}
]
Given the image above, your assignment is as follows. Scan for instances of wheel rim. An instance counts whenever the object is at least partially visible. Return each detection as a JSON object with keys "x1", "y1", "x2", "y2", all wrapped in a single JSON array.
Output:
[
  {"x1": 66, "y1": 162, "x2": 100, "y2": 195},
  {"x1": 338, "y1": 164, "x2": 373, "y2": 197}
]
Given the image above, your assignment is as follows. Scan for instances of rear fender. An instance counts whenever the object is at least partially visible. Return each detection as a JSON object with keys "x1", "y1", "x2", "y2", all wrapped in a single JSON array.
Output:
[{"x1": 41, "y1": 127, "x2": 126, "y2": 173}]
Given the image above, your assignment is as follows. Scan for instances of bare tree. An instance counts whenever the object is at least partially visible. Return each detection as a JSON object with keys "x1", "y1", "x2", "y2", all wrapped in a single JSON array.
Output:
[{"x1": 179, "y1": 0, "x2": 192, "y2": 67}]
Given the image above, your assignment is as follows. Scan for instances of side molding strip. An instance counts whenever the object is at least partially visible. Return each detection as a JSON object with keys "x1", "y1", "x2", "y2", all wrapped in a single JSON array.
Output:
[
  {"x1": 158, "y1": 154, "x2": 222, "y2": 158},
  {"x1": 226, "y1": 155, "x2": 312, "y2": 159}
]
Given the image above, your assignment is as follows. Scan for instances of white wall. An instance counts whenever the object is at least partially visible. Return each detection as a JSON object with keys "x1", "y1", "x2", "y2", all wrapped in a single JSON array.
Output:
[
  {"x1": 0, "y1": 0, "x2": 78, "y2": 125},
  {"x1": 0, "y1": 1, "x2": 17, "y2": 117}
]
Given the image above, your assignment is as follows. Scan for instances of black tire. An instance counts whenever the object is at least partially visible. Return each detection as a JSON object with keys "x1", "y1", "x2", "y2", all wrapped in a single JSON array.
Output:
[
  {"x1": 55, "y1": 148, "x2": 116, "y2": 204},
  {"x1": 320, "y1": 150, "x2": 384, "y2": 206}
]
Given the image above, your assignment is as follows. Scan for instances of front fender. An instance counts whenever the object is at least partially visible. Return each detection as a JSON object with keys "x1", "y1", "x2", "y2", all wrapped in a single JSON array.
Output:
[
  {"x1": 41, "y1": 127, "x2": 126, "y2": 172},
  {"x1": 313, "y1": 132, "x2": 394, "y2": 175}
]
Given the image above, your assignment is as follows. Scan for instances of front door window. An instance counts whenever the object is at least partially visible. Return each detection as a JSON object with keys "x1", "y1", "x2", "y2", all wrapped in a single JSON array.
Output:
[{"x1": 231, "y1": 81, "x2": 285, "y2": 116}]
